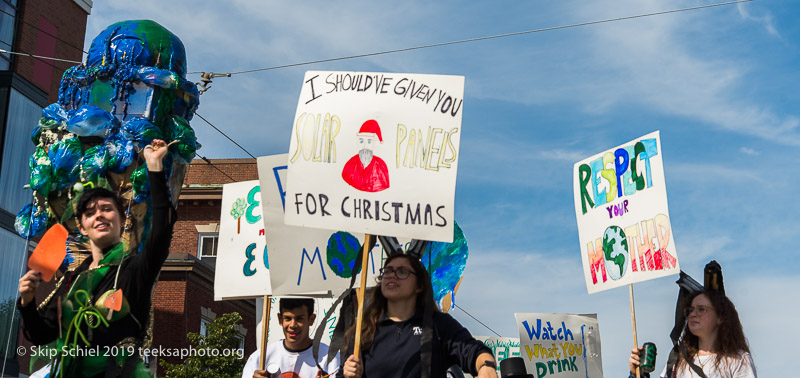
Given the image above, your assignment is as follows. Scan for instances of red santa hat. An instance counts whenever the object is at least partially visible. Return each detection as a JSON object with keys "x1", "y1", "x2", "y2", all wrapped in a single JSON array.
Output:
[{"x1": 357, "y1": 119, "x2": 383, "y2": 142}]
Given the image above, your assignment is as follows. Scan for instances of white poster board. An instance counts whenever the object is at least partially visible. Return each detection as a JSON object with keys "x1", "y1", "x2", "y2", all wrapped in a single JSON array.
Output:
[
  {"x1": 285, "y1": 71, "x2": 464, "y2": 243},
  {"x1": 515, "y1": 313, "x2": 602, "y2": 378},
  {"x1": 257, "y1": 154, "x2": 380, "y2": 295},
  {"x1": 474, "y1": 336, "x2": 520, "y2": 374},
  {"x1": 213, "y1": 180, "x2": 271, "y2": 300},
  {"x1": 573, "y1": 131, "x2": 679, "y2": 294}
]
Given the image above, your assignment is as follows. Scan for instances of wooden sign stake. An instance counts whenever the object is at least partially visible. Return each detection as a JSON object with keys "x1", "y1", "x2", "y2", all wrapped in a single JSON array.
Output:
[
  {"x1": 629, "y1": 283, "x2": 640, "y2": 378},
  {"x1": 259, "y1": 295, "x2": 272, "y2": 371},
  {"x1": 353, "y1": 234, "x2": 374, "y2": 357}
]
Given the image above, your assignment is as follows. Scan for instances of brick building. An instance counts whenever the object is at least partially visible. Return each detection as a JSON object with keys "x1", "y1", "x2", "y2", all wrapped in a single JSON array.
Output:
[
  {"x1": 149, "y1": 158, "x2": 259, "y2": 376},
  {"x1": 0, "y1": 1, "x2": 91, "y2": 376}
]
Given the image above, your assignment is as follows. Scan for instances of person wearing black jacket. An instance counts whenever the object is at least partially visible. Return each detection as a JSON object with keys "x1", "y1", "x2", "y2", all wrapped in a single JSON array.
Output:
[
  {"x1": 17, "y1": 139, "x2": 175, "y2": 377},
  {"x1": 338, "y1": 254, "x2": 497, "y2": 378}
]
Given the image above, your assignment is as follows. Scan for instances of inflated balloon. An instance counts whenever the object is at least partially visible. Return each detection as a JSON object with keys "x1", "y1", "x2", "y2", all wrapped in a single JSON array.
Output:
[
  {"x1": 67, "y1": 105, "x2": 118, "y2": 137},
  {"x1": 41, "y1": 103, "x2": 70, "y2": 124},
  {"x1": 120, "y1": 117, "x2": 162, "y2": 146},
  {"x1": 168, "y1": 116, "x2": 200, "y2": 163},
  {"x1": 80, "y1": 145, "x2": 108, "y2": 182},
  {"x1": 15, "y1": 203, "x2": 49, "y2": 238},
  {"x1": 30, "y1": 162, "x2": 53, "y2": 194},
  {"x1": 29, "y1": 147, "x2": 47, "y2": 170},
  {"x1": 30, "y1": 124, "x2": 43, "y2": 145},
  {"x1": 105, "y1": 134, "x2": 135, "y2": 173},
  {"x1": 48, "y1": 138, "x2": 82, "y2": 190},
  {"x1": 130, "y1": 165, "x2": 150, "y2": 203}
]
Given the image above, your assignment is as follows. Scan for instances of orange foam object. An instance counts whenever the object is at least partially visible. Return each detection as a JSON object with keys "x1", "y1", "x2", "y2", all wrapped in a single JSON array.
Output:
[
  {"x1": 28, "y1": 224, "x2": 68, "y2": 282},
  {"x1": 104, "y1": 289, "x2": 123, "y2": 312}
]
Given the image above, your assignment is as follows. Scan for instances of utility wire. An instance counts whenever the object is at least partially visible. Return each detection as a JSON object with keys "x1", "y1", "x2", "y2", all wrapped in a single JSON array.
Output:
[
  {"x1": 0, "y1": 48, "x2": 82, "y2": 64},
  {"x1": 196, "y1": 154, "x2": 237, "y2": 183},
  {"x1": 454, "y1": 304, "x2": 502, "y2": 337},
  {"x1": 0, "y1": 7, "x2": 88, "y2": 54},
  {"x1": 195, "y1": 113, "x2": 256, "y2": 159},
  {"x1": 0, "y1": 47, "x2": 73, "y2": 79},
  {"x1": 188, "y1": 0, "x2": 751, "y2": 76}
]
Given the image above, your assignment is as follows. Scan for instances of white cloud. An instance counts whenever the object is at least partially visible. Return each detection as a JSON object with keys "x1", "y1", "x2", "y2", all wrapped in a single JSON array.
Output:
[
  {"x1": 737, "y1": 3, "x2": 780, "y2": 38},
  {"x1": 739, "y1": 146, "x2": 759, "y2": 156}
]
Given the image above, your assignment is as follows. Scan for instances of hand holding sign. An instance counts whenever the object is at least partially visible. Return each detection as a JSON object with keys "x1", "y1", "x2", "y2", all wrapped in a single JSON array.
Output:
[{"x1": 28, "y1": 224, "x2": 69, "y2": 282}]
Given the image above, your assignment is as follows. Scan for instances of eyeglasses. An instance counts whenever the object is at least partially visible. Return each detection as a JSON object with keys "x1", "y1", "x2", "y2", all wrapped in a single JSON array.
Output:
[
  {"x1": 683, "y1": 305, "x2": 714, "y2": 317},
  {"x1": 377, "y1": 267, "x2": 416, "y2": 281}
]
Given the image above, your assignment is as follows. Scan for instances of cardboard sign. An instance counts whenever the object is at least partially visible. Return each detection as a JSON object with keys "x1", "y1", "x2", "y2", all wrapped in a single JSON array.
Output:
[
  {"x1": 257, "y1": 154, "x2": 379, "y2": 296},
  {"x1": 474, "y1": 336, "x2": 520, "y2": 373},
  {"x1": 284, "y1": 71, "x2": 464, "y2": 243},
  {"x1": 214, "y1": 180, "x2": 271, "y2": 300},
  {"x1": 28, "y1": 224, "x2": 68, "y2": 282},
  {"x1": 573, "y1": 131, "x2": 680, "y2": 294},
  {"x1": 515, "y1": 313, "x2": 603, "y2": 378}
]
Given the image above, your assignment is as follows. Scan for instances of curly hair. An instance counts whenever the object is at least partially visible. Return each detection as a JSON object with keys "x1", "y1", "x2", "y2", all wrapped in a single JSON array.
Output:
[
  {"x1": 679, "y1": 289, "x2": 750, "y2": 371},
  {"x1": 344, "y1": 254, "x2": 438, "y2": 352}
]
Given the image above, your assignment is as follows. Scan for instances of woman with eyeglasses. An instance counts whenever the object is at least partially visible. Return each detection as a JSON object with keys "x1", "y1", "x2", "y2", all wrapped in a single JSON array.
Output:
[
  {"x1": 628, "y1": 290, "x2": 756, "y2": 378},
  {"x1": 338, "y1": 254, "x2": 497, "y2": 378}
]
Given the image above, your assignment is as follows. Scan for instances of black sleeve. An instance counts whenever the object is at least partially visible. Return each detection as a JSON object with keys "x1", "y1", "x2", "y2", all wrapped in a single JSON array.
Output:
[
  {"x1": 436, "y1": 312, "x2": 492, "y2": 376},
  {"x1": 16, "y1": 278, "x2": 65, "y2": 345},
  {"x1": 126, "y1": 170, "x2": 176, "y2": 285}
]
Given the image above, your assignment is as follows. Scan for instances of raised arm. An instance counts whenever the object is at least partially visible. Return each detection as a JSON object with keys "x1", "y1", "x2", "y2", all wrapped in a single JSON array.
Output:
[{"x1": 135, "y1": 139, "x2": 177, "y2": 283}]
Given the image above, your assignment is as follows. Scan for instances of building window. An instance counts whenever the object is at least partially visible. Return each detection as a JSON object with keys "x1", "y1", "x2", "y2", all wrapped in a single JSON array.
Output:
[
  {"x1": 195, "y1": 223, "x2": 219, "y2": 268},
  {"x1": 234, "y1": 324, "x2": 248, "y2": 355},
  {"x1": 198, "y1": 233, "x2": 218, "y2": 258},
  {"x1": 0, "y1": 1, "x2": 18, "y2": 71},
  {"x1": 0, "y1": 88, "x2": 37, "y2": 214},
  {"x1": 0, "y1": 227, "x2": 27, "y2": 371},
  {"x1": 199, "y1": 307, "x2": 216, "y2": 338}
]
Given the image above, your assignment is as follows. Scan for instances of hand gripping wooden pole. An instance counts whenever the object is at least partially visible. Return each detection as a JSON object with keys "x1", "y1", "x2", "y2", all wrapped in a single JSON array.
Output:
[
  {"x1": 259, "y1": 295, "x2": 272, "y2": 371},
  {"x1": 353, "y1": 234, "x2": 374, "y2": 357}
]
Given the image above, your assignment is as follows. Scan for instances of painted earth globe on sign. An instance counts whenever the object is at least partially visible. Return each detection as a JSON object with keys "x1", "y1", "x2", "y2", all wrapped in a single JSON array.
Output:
[
  {"x1": 326, "y1": 231, "x2": 362, "y2": 278},
  {"x1": 602, "y1": 225, "x2": 629, "y2": 280}
]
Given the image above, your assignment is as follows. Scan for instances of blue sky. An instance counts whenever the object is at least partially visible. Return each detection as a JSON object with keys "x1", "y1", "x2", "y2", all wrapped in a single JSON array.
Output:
[{"x1": 85, "y1": 1, "x2": 798, "y2": 376}]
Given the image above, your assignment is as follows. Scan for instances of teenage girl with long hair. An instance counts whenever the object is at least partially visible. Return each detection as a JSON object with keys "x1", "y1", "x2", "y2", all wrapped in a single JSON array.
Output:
[
  {"x1": 338, "y1": 254, "x2": 497, "y2": 378},
  {"x1": 629, "y1": 290, "x2": 756, "y2": 377}
]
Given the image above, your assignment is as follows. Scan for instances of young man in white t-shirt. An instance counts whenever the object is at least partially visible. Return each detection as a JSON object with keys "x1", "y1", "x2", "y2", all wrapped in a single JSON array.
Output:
[{"x1": 242, "y1": 298, "x2": 339, "y2": 378}]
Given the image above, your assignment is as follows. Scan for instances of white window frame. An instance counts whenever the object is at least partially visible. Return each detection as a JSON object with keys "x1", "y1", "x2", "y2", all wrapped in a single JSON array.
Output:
[{"x1": 197, "y1": 233, "x2": 219, "y2": 259}]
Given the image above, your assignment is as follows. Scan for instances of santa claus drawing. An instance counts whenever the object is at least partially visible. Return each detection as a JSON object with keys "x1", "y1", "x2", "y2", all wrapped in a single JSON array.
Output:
[{"x1": 341, "y1": 119, "x2": 390, "y2": 192}]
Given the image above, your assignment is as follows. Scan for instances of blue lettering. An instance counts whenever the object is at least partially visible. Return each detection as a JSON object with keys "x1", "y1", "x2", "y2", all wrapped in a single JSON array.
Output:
[
  {"x1": 243, "y1": 243, "x2": 257, "y2": 276},
  {"x1": 590, "y1": 158, "x2": 607, "y2": 207},
  {"x1": 614, "y1": 148, "x2": 629, "y2": 197},
  {"x1": 273, "y1": 165, "x2": 287, "y2": 211},
  {"x1": 522, "y1": 319, "x2": 542, "y2": 340},
  {"x1": 297, "y1": 247, "x2": 327, "y2": 285}
]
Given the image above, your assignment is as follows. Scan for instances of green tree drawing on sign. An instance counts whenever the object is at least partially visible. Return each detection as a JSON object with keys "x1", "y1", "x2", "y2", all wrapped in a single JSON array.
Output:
[{"x1": 230, "y1": 197, "x2": 247, "y2": 234}]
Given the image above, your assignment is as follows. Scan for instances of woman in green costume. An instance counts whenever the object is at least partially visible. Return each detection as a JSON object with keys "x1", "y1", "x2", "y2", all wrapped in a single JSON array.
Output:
[{"x1": 18, "y1": 139, "x2": 174, "y2": 377}]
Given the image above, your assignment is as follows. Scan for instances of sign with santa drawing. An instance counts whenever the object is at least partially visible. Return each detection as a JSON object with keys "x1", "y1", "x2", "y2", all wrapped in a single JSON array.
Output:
[{"x1": 285, "y1": 71, "x2": 464, "y2": 243}]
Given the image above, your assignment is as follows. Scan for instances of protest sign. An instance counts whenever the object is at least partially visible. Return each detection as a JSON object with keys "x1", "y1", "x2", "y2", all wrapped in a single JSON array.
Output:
[
  {"x1": 257, "y1": 154, "x2": 379, "y2": 295},
  {"x1": 284, "y1": 71, "x2": 464, "y2": 243},
  {"x1": 213, "y1": 180, "x2": 271, "y2": 300},
  {"x1": 515, "y1": 313, "x2": 602, "y2": 378},
  {"x1": 573, "y1": 131, "x2": 679, "y2": 294},
  {"x1": 258, "y1": 154, "x2": 470, "y2": 305},
  {"x1": 474, "y1": 336, "x2": 520, "y2": 373}
]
